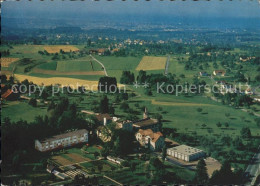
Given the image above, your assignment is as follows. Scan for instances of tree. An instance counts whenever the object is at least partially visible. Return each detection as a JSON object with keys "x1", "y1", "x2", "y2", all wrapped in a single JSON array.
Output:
[
  {"x1": 137, "y1": 70, "x2": 147, "y2": 83},
  {"x1": 120, "y1": 71, "x2": 135, "y2": 84},
  {"x1": 97, "y1": 164, "x2": 103, "y2": 173},
  {"x1": 240, "y1": 126, "x2": 251, "y2": 139},
  {"x1": 2, "y1": 75, "x2": 7, "y2": 83},
  {"x1": 210, "y1": 160, "x2": 234, "y2": 184},
  {"x1": 162, "y1": 146, "x2": 167, "y2": 161},
  {"x1": 194, "y1": 159, "x2": 208, "y2": 184},
  {"x1": 130, "y1": 162, "x2": 137, "y2": 173},
  {"x1": 100, "y1": 147, "x2": 109, "y2": 158},
  {"x1": 48, "y1": 99, "x2": 56, "y2": 111},
  {"x1": 216, "y1": 122, "x2": 222, "y2": 128},
  {"x1": 100, "y1": 96, "x2": 109, "y2": 114},
  {"x1": 255, "y1": 74, "x2": 260, "y2": 82},
  {"x1": 120, "y1": 102, "x2": 129, "y2": 112},
  {"x1": 145, "y1": 87, "x2": 153, "y2": 96},
  {"x1": 197, "y1": 108, "x2": 203, "y2": 113},
  {"x1": 98, "y1": 77, "x2": 117, "y2": 92},
  {"x1": 224, "y1": 122, "x2": 229, "y2": 128},
  {"x1": 29, "y1": 98, "x2": 37, "y2": 107},
  {"x1": 87, "y1": 39, "x2": 91, "y2": 46},
  {"x1": 94, "y1": 151, "x2": 99, "y2": 159}
]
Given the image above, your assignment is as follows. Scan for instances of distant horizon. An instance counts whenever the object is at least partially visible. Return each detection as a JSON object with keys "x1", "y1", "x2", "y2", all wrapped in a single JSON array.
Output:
[
  {"x1": 2, "y1": 0, "x2": 260, "y2": 19},
  {"x1": 2, "y1": 0, "x2": 260, "y2": 30}
]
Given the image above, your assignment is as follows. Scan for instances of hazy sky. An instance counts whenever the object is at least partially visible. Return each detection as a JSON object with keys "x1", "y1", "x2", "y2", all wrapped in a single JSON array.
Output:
[{"x1": 2, "y1": 0, "x2": 260, "y2": 19}]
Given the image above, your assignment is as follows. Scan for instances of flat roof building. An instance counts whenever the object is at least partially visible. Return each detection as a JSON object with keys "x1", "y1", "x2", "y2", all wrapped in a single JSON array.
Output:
[
  {"x1": 35, "y1": 129, "x2": 88, "y2": 152},
  {"x1": 167, "y1": 145, "x2": 206, "y2": 162}
]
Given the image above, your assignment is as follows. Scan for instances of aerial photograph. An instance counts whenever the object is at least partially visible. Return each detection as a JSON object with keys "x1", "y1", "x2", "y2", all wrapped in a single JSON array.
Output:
[{"x1": 1, "y1": 0, "x2": 260, "y2": 185}]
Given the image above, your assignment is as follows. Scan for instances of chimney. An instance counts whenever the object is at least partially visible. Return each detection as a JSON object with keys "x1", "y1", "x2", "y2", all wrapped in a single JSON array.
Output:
[{"x1": 104, "y1": 117, "x2": 107, "y2": 126}]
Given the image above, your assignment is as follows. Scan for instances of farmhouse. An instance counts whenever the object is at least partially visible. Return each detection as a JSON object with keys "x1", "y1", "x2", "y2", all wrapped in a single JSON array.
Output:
[
  {"x1": 1, "y1": 87, "x2": 19, "y2": 101},
  {"x1": 132, "y1": 118, "x2": 159, "y2": 132},
  {"x1": 240, "y1": 56, "x2": 255, "y2": 62},
  {"x1": 96, "y1": 113, "x2": 112, "y2": 125},
  {"x1": 245, "y1": 88, "x2": 253, "y2": 95},
  {"x1": 167, "y1": 145, "x2": 206, "y2": 162},
  {"x1": 136, "y1": 129, "x2": 165, "y2": 151},
  {"x1": 89, "y1": 48, "x2": 107, "y2": 55},
  {"x1": 117, "y1": 108, "x2": 159, "y2": 132},
  {"x1": 213, "y1": 70, "x2": 226, "y2": 76},
  {"x1": 199, "y1": 72, "x2": 209, "y2": 77},
  {"x1": 35, "y1": 129, "x2": 88, "y2": 152},
  {"x1": 132, "y1": 108, "x2": 159, "y2": 132}
]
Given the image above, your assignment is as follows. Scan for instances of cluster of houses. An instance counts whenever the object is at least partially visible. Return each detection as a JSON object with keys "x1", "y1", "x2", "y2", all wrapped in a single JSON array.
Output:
[
  {"x1": 199, "y1": 70, "x2": 226, "y2": 77},
  {"x1": 35, "y1": 107, "x2": 207, "y2": 184},
  {"x1": 239, "y1": 56, "x2": 255, "y2": 62},
  {"x1": 88, "y1": 47, "x2": 122, "y2": 56}
]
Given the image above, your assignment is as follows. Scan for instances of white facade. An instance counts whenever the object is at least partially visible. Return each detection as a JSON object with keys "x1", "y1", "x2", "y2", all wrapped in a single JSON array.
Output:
[
  {"x1": 35, "y1": 129, "x2": 88, "y2": 152},
  {"x1": 136, "y1": 129, "x2": 165, "y2": 151},
  {"x1": 167, "y1": 145, "x2": 205, "y2": 162}
]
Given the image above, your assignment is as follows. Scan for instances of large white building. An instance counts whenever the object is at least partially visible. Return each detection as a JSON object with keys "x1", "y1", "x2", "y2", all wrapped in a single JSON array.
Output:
[
  {"x1": 35, "y1": 129, "x2": 88, "y2": 152},
  {"x1": 167, "y1": 145, "x2": 205, "y2": 162}
]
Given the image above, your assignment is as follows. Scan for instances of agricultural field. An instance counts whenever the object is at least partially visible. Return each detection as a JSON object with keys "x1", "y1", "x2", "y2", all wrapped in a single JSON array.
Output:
[
  {"x1": 31, "y1": 57, "x2": 105, "y2": 78},
  {"x1": 44, "y1": 45, "x2": 79, "y2": 54},
  {"x1": 1, "y1": 101, "x2": 47, "y2": 123},
  {"x1": 56, "y1": 59, "x2": 102, "y2": 72},
  {"x1": 14, "y1": 74, "x2": 100, "y2": 90},
  {"x1": 1, "y1": 57, "x2": 20, "y2": 67},
  {"x1": 136, "y1": 56, "x2": 167, "y2": 71},
  {"x1": 95, "y1": 56, "x2": 141, "y2": 80}
]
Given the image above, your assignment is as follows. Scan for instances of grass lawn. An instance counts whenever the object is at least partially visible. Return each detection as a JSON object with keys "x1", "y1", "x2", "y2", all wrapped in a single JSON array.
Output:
[
  {"x1": 56, "y1": 57, "x2": 102, "y2": 72},
  {"x1": 164, "y1": 161, "x2": 195, "y2": 181},
  {"x1": 37, "y1": 61, "x2": 57, "y2": 70},
  {"x1": 80, "y1": 160, "x2": 117, "y2": 173},
  {"x1": 106, "y1": 169, "x2": 148, "y2": 185},
  {"x1": 117, "y1": 86, "x2": 260, "y2": 136},
  {"x1": 1, "y1": 101, "x2": 47, "y2": 123},
  {"x1": 95, "y1": 55, "x2": 142, "y2": 80},
  {"x1": 27, "y1": 72, "x2": 103, "y2": 81}
]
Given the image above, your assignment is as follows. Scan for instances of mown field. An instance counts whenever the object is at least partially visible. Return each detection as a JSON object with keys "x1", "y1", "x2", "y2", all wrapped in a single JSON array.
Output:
[
  {"x1": 94, "y1": 56, "x2": 142, "y2": 80},
  {"x1": 1, "y1": 101, "x2": 47, "y2": 122},
  {"x1": 56, "y1": 59, "x2": 102, "y2": 72},
  {"x1": 14, "y1": 74, "x2": 100, "y2": 90},
  {"x1": 44, "y1": 45, "x2": 79, "y2": 54},
  {"x1": 136, "y1": 56, "x2": 167, "y2": 71},
  {"x1": 1, "y1": 57, "x2": 20, "y2": 67}
]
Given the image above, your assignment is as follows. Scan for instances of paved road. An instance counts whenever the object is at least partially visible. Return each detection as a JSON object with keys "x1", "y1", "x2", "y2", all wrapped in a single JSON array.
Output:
[
  {"x1": 164, "y1": 55, "x2": 170, "y2": 75},
  {"x1": 89, "y1": 54, "x2": 108, "y2": 76},
  {"x1": 103, "y1": 175, "x2": 123, "y2": 185},
  {"x1": 245, "y1": 145, "x2": 260, "y2": 185}
]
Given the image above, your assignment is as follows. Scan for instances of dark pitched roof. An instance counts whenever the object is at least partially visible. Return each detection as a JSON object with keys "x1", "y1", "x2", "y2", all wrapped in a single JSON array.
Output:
[
  {"x1": 133, "y1": 118, "x2": 158, "y2": 127},
  {"x1": 2, "y1": 89, "x2": 14, "y2": 99},
  {"x1": 96, "y1": 113, "x2": 112, "y2": 122}
]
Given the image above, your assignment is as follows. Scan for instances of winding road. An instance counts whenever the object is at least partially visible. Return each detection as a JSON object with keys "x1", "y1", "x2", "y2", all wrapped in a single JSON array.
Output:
[{"x1": 89, "y1": 54, "x2": 108, "y2": 76}]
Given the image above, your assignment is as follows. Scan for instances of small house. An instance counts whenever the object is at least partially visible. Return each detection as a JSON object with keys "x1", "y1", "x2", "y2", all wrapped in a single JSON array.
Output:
[{"x1": 213, "y1": 70, "x2": 226, "y2": 76}]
